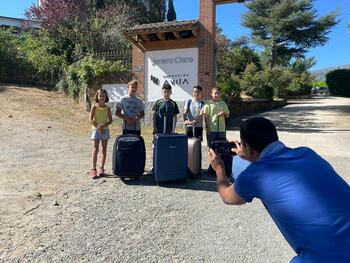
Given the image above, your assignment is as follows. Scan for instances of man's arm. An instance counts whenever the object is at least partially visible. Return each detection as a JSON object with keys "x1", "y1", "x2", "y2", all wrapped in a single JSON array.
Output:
[{"x1": 208, "y1": 149, "x2": 246, "y2": 205}]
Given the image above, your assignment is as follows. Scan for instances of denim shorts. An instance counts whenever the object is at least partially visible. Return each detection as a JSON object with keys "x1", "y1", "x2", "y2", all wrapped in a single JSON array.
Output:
[{"x1": 91, "y1": 128, "x2": 110, "y2": 140}]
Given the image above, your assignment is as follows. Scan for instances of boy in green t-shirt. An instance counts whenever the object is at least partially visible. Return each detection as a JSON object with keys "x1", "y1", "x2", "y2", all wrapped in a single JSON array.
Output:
[
  {"x1": 202, "y1": 87, "x2": 229, "y2": 147},
  {"x1": 152, "y1": 83, "x2": 179, "y2": 134}
]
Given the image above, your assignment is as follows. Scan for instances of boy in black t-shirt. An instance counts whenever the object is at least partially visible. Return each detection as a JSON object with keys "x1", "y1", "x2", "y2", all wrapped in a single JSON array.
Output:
[{"x1": 152, "y1": 83, "x2": 179, "y2": 134}]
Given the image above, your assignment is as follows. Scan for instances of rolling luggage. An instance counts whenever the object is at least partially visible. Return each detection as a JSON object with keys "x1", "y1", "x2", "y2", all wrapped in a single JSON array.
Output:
[
  {"x1": 112, "y1": 134, "x2": 146, "y2": 179},
  {"x1": 187, "y1": 125, "x2": 202, "y2": 177},
  {"x1": 153, "y1": 116, "x2": 188, "y2": 184}
]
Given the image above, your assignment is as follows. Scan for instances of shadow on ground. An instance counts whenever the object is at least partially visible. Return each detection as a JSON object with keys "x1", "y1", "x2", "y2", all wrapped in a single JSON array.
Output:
[{"x1": 107, "y1": 171, "x2": 218, "y2": 192}]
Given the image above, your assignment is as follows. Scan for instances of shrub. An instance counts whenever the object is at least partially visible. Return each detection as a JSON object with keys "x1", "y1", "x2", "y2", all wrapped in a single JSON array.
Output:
[
  {"x1": 287, "y1": 72, "x2": 313, "y2": 97},
  {"x1": 59, "y1": 56, "x2": 126, "y2": 100},
  {"x1": 241, "y1": 70, "x2": 274, "y2": 100},
  {"x1": 217, "y1": 74, "x2": 241, "y2": 103},
  {"x1": 241, "y1": 68, "x2": 294, "y2": 100},
  {"x1": 326, "y1": 69, "x2": 350, "y2": 97}
]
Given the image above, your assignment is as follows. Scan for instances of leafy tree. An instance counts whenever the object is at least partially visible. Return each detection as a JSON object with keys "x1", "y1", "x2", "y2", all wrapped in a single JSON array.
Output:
[
  {"x1": 290, "y1": 57, "x2": 316, "y2": 75},
  {"x1": 18, "y1": 31, "x2": 65, "y2": 74},
  {"x1": 242, "y1": 0, "x2": 338, "y2": 69},
  {"x1": 123, "y1": 0, "x2": 166, "y2": 24},
  {"x1": 167, "y1": 0, "x2": 177, "y2": 21},
  {"x1": 216, "y1": 26, "x2": 261, "y2": 79}
]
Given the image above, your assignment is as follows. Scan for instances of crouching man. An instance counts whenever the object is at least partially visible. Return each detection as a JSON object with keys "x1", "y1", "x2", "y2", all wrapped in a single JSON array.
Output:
[{"x1": 208, "y1": 117, "x2": 350, "y2": 263}]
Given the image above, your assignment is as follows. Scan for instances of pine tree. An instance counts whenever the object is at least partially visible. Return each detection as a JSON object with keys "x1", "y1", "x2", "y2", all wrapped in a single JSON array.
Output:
[
  {"x1": 242, "y1": 0, "x2": 338, "y2": 69},
  {"x1": 167, "y1": 0, "x2": 177, "y2": 22}
]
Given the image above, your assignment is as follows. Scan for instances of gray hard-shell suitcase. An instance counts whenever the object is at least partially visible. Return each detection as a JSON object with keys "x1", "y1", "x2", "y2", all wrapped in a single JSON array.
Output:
[
  {"x1": 187, "y1": 125, "x2": 201, "y2": 177},
  {"x1": 153, "y1": 116, "x2": 188, "y2": 184}
]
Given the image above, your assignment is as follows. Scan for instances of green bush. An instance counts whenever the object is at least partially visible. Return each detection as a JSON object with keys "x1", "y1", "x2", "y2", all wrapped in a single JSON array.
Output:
[
  {"x1": 217, "y1": 74, "x2": 241, "y2": 103},
  {"x1": 241, "y1": 68, "x2": 294, "y2": 100},
  {"x1": 326, "y1": 69, "x2": 350, "y2": 97},
  {"x1": 287, "y1": 72, "x2": 313, "y2": 97},
  {"x1": 59, "y1": 56, "x2": 126, "y2": 100},
  {"x1": 312, "y1": 80, "x2": 328, "y2": 88},
  {"x1": 241, "y1": 70, "x2": 274, "y2": 100}
]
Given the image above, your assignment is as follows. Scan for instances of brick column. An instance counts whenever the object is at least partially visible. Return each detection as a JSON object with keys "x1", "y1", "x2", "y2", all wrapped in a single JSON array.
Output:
[
  {"x1": 198, "y1": 0, "x2": 216, "y2": 100},
  {"x1": 132, "y1": 45, "x2": 145, "y2": 100}
]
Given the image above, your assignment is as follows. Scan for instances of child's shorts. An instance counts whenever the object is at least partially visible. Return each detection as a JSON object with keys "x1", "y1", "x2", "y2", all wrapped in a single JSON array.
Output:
[{"x1": 91, "y1": 128, "x2": 110, "y2": 140}]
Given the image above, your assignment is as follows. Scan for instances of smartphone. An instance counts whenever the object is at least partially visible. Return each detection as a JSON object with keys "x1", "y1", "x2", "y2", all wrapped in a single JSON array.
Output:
[{"x1": 210, "y1": 141, "x2": 236, "y2": 155}]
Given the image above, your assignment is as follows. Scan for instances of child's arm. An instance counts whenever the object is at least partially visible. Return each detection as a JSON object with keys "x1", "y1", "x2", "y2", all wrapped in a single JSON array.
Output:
[
  {"x1": 104, "y1": 107, "x2": 113, "y2": 127},
  {"x1": 152, "y1": 112, "x2": 157, "y2": 134},
  {"x1": 219, "y1": 102, "x2": 230, "y2": 118},
  {"x1": 137, "y1": 111, "x2": 145, "y2": 120},
  {"x1": 116, "y1": 106, "x2": 134, "y2": 124},
  {"x1": 173, "y1": 114, "x2": 177, "y2": 131},
  {"x1": 183, "y1": 99, "x2": 190, "y2": 124},
  {"x1": 89, "y1": 105, "x2": 98, "y2": 128}
]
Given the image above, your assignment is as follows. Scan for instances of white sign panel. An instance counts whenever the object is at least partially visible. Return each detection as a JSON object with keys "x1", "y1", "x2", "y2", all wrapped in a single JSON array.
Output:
[
  {"x1": 145, "y1": 48, "x2": 198, "y2": 101},
  {"x1": 102, "y1": 84, "x2": 128, "y2": 102}
]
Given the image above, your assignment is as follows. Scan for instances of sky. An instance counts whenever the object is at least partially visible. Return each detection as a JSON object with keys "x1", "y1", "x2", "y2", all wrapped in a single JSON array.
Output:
[{"x1": 1, "y1": 0, "x2": 349, "y2": 71}]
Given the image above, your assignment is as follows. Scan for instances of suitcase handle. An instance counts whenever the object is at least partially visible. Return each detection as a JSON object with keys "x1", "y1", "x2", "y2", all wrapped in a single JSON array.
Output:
[{"x1": 163, "y1": 115, "x2": 176, "y2": 134}]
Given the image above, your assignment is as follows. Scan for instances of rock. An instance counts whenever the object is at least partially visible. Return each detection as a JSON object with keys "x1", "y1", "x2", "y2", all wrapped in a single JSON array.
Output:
[
  {"x1": 53, "y1": 201, "x2": 60, "y2": 206},
  {"x1": 36, "y1": 193, "x2": 42, "y2": 199}
]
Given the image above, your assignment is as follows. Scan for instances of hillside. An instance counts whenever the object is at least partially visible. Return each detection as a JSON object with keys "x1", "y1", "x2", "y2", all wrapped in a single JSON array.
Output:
[{"x1": 312, "y1": 65, "x2": 350, "y2": 81}]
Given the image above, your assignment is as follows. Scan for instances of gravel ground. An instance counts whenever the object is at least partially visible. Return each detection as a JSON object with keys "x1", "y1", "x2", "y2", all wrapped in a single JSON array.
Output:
[{"x1": 1, "y1": 86, "x2": 349, "y2": 262}]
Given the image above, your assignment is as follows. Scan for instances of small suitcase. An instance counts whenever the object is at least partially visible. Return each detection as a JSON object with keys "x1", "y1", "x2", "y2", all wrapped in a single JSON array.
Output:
[
  {"x1": 112, "y1": 134, "x2": 146, "y2": 179},
  {"x1": 153, "y1": 116, "x2": 188, "y2": 184},
  {"x1": 187, "y1": 125, "x2": 201, "y2": 177}
]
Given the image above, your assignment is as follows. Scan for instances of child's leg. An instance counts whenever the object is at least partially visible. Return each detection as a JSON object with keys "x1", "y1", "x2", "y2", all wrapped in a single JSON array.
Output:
[
  {"x1": 92, "y1": 140, "x2": 100, "y2": 170},
  {"x1": 100, "y1": 139, "x2": 108, "y2": 169}
]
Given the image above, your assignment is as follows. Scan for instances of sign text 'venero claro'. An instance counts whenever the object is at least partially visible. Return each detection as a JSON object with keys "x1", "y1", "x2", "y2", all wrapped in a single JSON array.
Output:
[{"x1": 151, "y1": 56, "x2": 194, "y2": 66}]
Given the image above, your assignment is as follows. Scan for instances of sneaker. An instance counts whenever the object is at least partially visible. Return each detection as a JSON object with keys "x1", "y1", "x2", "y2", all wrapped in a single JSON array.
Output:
[
  {"x1": 98, "y1": 167, "x2": 105, "y2": 177},
  {"x1": 90, "y1": 169, "x2": 98, "y2": 179}
]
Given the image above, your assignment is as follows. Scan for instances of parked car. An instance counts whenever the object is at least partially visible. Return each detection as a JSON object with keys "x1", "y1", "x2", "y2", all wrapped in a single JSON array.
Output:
[{"x1": 311, "y1": 86, "x2": 330, "y2": 95}]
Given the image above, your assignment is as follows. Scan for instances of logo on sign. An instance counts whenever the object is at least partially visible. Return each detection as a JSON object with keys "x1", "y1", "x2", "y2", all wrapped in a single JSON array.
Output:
[{"x1": 151, "y1": 75, "x2": 160, "y2": 86}]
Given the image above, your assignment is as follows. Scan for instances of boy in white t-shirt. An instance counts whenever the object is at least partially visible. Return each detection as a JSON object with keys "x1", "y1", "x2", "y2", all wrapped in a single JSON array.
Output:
[
  {"x1": 116, "y1": 80, "x2": 145, "y2": 135},
  {"x1": 183, "y1": 85, "x2": 205, "y2": 141}
]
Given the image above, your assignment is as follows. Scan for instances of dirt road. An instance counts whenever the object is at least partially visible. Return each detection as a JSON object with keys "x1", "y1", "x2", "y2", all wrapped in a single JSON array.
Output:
[{"x1": 1, "y1": 85, "x2": 349, "y2": 262}]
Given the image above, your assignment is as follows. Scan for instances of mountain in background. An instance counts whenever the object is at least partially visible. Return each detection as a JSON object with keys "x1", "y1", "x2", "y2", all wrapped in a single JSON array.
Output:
[{"x1": 311, "y1": 65, "x2": 350, "y2": 81}]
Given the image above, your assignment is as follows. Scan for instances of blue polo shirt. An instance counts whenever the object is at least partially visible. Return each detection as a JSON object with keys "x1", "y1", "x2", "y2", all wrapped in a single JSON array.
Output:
[{"x1": 234, "y1": 141, "x2": 350, "y2": 263}]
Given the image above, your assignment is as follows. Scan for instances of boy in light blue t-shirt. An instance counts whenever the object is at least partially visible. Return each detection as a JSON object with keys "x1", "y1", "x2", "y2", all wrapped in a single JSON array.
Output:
[{"x1": 183, "y1": 85, "x2": 205, "y2": 141}]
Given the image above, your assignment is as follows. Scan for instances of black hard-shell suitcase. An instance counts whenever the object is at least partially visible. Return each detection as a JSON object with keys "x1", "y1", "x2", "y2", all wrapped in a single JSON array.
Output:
[{"x1": 112, "y1": 134, "x2": 146, "y2": 178}]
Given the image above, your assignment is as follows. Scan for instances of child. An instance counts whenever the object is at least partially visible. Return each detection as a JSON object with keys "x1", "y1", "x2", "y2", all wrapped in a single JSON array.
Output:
[
  {"x1": 89, "y1": 88, "x2": 113, "y2": 179},
  {"x1": 116, "y1": 80, "x2": 145, "y2": 135},
  {"x1": 183, "y1": 85, "x2": 205, "y2": 141},
  {"x1": 202, "y1": 87, "x2": 230, "y2": 147},
  {"x1": 152, "y1": 83, "x2": 179, "y2": 134}
]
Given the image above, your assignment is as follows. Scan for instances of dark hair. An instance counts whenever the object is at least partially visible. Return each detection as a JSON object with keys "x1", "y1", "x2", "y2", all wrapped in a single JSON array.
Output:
[
  {"x1": 240, "y1": 117, "x2": 278, "y2": 153},
  {"x1": 94, "y1": 88, "x2": 109, "y2": 103},
  {"x1": 193, "y1": 85, "x2": 202, "y2": 91},
  {"x1": 162, "y1": 83, "x2": 172, "y2": 90}
]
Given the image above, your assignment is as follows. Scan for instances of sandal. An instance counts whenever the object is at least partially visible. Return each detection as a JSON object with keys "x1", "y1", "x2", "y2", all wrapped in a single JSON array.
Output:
[
  {"x1": 90, "y1": 169, "x2": 98, "y2": 179},
  {"x1": 98, "y1": 167, "x2": 105, "y2": 177}
]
